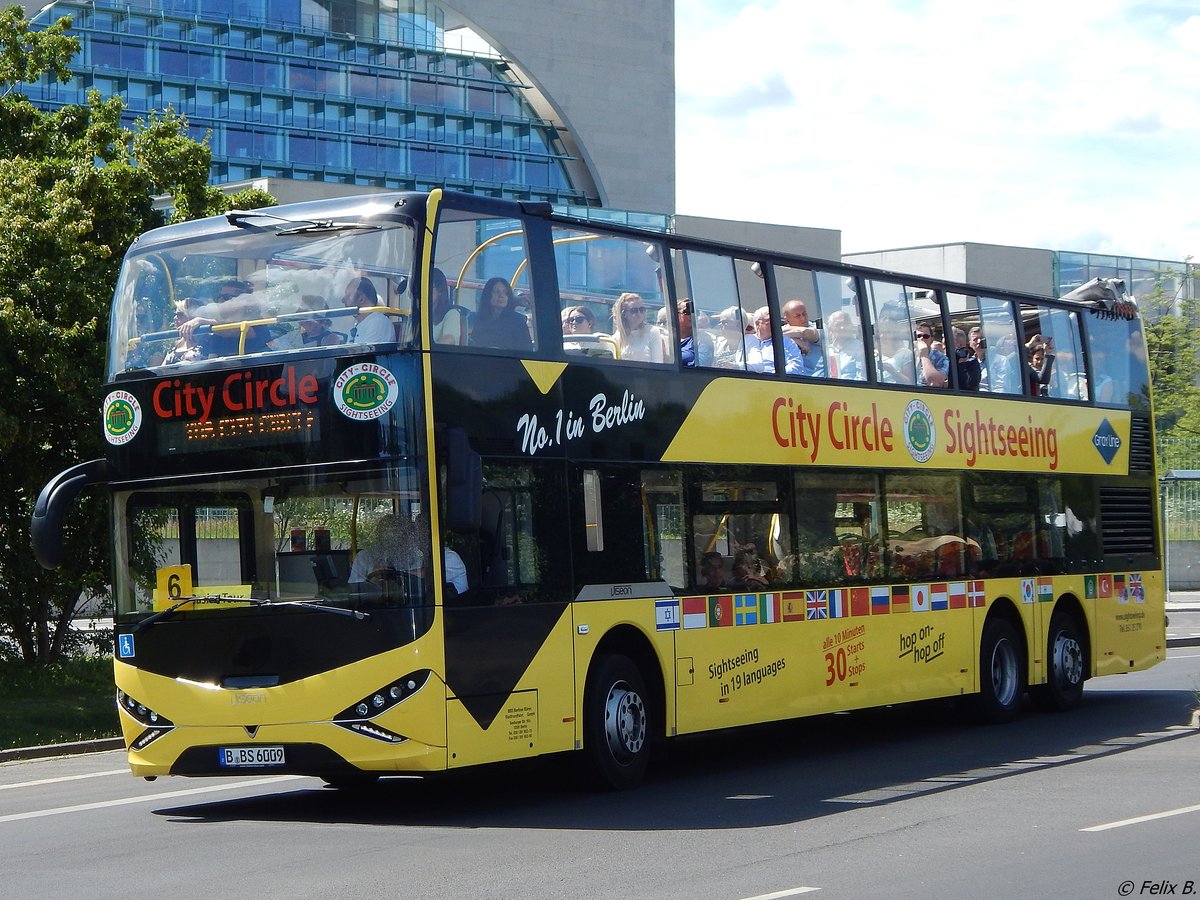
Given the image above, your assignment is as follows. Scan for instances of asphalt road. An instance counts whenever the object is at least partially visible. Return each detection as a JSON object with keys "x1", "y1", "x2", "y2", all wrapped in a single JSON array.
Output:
[{"x1": 3, "y1": 649, "x2": 1198, "y2": 900}]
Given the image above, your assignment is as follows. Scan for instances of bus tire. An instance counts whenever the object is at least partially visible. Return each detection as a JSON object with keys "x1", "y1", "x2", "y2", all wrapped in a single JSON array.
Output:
[
  {"x1": 1031, "y1": 610, "x2": 1086, "y2": 712},
  {"x1": 971, "y1": 617, "x2": 1025, "y2": 723},
  {"x1": 583, "y1": 654, "x2": 651, "y2": 791}
]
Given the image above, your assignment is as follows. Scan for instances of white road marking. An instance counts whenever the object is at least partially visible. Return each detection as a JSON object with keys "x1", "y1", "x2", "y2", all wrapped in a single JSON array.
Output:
[
  {"x1": 739, "y1": 888, "x2": 822, "y2": 899},
  {"x1": 0, "y1": 769, "x2": 129, "y2": 792},
  {"x1": 1082, "y1": 802, "x2": 1200, "y2": 832},
  {"x1": 0, "y1": 775, "x2": 308, "y2": 824}
]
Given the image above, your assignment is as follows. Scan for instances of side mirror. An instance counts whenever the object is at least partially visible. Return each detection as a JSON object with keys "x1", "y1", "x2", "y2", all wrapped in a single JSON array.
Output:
[{"x1": 31, "y1": 459, "x2": 111, "y2": 569}]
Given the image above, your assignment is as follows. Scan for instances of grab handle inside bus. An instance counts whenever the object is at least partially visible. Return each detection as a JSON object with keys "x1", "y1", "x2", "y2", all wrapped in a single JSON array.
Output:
[{"x1": 31, "y1": 458, "x2": 112, "y2": 570}]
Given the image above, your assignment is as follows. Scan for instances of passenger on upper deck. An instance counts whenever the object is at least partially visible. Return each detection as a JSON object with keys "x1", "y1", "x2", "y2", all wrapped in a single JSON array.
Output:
[
  {"x1": 677, "y1": 298, "x2": 714, "y2": 368},
  {"x1": 179, "y1": 279, "x2": 271, "y2": 357},
  {"x1": 162, "y1": 298, "x2": 208, "y2": 364},
  {"x1": 271, "y1": 295, "x2": 345, "y2": 350},
  {"x1": 612, "y1": 292, "x2": 667, "y2": 362},
  {"x1": 346, "y1": 276, "x2": 396, "y2": 345},
  {"x1": 824, "y1": 310, "x2": 865, "y2": 380},
  {"x1": 781, "y1": 299, "x2": 825, "y2": 377},
  {"x1": 953, "y1": 326, "x2": 981, "y2": 390},
  {"x1": 469, "y1": 277, "x2": 534, "y2": 351},
  {"x1": 744, "y1": 306, "x2": 803, "y2": 375},
  {"x1": 710, "y1": 307, "x2": 749, "y2": 368},
  {"x1": 429, "y1": 267, "x2": 468, "y2": 345},
  {"x1": 912, "y1": 322, "x2": 949, "y2": 388}
]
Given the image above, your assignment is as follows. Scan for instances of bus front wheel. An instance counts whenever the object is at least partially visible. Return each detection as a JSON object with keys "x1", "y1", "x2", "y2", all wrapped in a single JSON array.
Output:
[
  {"x1": 583, "y1": 654, "x2": 650, "y2": 790},
  {"x1": 1031, "y1": 611, "x2": 1086, "y2": 712},
  {"x1": 972, "y1": 617, "x2": 1026, "y2": 723}
]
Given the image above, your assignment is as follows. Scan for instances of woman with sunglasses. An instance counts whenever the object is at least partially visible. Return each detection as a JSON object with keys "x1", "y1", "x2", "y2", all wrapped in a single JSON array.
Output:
[{"x1": 611, "y1": 292, "x2": 668, "y2": 363}]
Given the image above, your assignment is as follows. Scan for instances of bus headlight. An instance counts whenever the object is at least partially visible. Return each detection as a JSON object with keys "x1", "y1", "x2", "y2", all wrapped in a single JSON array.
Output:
[
  {"x1": 117, "y1": 690, "x2": 175, "y2": 750},
  {"x1": 332, "y1": 670, "x2": 430, "y2": 743}
]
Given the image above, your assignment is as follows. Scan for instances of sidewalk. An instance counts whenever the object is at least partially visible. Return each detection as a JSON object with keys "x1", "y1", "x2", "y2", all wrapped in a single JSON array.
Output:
[{"x1": 1167, "y1": 590, "x2": 1200, "y2": 611}]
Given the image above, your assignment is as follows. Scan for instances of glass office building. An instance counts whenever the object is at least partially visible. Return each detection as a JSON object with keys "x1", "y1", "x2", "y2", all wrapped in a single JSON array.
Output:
[
  {"x1": 1055, "y1": 251, "x2": 1197, "y2": 310},
  {"x1": 23, "y1": 0, "x2": 595, "y2": 204}
]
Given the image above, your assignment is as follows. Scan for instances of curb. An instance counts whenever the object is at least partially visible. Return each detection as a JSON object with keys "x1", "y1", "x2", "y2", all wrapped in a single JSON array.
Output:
[{"x1": 0, "y1": 737, "x2": 124, "y2": 764}]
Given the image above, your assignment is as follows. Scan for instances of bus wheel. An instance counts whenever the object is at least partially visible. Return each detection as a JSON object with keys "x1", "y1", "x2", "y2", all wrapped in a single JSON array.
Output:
[
  {"x1": 1031, "y1": 611, "x2": 1086, "y2": 712},
  {"x1": 583, "y1": 654, "x2": 650, "y2": 791},
  {"x1": 972, "y1": 617, "x2": 1025, "y2": 723}
]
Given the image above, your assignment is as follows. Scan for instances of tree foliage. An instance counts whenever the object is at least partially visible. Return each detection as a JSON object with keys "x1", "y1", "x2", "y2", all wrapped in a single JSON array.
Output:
[
  {"x1": 1140, "y1": 261, "x2": 1200, "y2": 440},
  {"x1": 0, "y1": 7, "x2": 272, "y2": 664}
]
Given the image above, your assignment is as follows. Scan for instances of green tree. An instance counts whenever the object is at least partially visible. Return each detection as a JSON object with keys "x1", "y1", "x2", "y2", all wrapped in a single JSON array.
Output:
[
  {"x1": 0, "y1": 7, "x2": 270, "y2": 664},
  {"x1": 1141, "y1": 260, "x2": 1200, "y2": 441}
]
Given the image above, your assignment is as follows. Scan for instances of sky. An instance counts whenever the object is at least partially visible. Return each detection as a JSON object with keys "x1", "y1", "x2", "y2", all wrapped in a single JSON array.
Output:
[{"x1": 674, "y1": 0, "x2": 1200, "y2": 261}]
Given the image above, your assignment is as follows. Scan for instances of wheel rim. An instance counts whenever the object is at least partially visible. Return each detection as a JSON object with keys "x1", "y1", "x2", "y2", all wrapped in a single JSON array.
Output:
[
  {"x1": 603, "y1": 680, "x2": 646, "y2": 762},
  {"x1": 989, "y1": 637, "x2": 1019, "y2": 707},
  {"x1": 1051, "y1": 631, "x2": 1083, "y2": 687}
]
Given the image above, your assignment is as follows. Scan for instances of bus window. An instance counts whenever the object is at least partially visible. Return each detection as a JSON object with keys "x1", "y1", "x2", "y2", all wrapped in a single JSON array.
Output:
[
  {"x1": 883, "y1": 473, "x2": 965, "y2": 580},
  {"x1": 866, "y1": 280, "x2": 948, "y2": 388},
  {"x1": 772, "y1": 264, "x2": 825, "y2": 378},
  {"x1": 1084, "y1": 309, "x2": 1150, "y2": 409},
  {"x1": 550, "y1": 225, "x2": 666, "y2": 362},
  {"x1": 816, "y1": 271, "x2": 866, "y2": 381},
  {"x1": 572, "y1": 465, "x2": 683, "y2": 592},
  {"x1": 788, "y1": 471, "x2": 881, "y2": 585},
  {"x1": 1016, "y1": 302, "x2": 1086, "y2": 399},
  {"x1": 671, "y1": 248, "x2": 765, "y2": 371},
  {"x1": 976, "y1": 296, "x2": 1023, "y2": 395},
  {"x1": 690, "y1": 471, "x2": 791, "y2": 590},
  {"x1": 433, "y1": 209, "x2": 535, "y2": 353}
]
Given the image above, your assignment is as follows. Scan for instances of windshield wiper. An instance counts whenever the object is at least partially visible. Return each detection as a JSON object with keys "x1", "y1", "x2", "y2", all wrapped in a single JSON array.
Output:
[
  {"x1": 133, "y1": 595, "x2": 370, "y2": 633},
  {"x1": 274, "y1": 221, "x2": 383, "y2": 236}
]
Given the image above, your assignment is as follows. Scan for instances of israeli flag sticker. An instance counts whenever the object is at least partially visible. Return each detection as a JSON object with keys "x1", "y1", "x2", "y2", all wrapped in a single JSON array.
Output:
[{"x1": 118, "y1": 633, "x2": 136, "y2": 659}]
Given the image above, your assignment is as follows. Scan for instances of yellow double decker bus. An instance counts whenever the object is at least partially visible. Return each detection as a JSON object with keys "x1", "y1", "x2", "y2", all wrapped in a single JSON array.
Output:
[{"x1": 34, "y1": 190, "x2": 1164, "y2": 790}]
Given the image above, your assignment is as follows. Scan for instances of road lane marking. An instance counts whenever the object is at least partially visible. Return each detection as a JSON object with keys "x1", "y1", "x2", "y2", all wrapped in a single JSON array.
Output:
[
  {"x1": 0, "y1": 775, "x2": 308, "y2": 824},
  {"x1": 739, "y1": 889, "x2": 821, "y2": 899},
  {"x1": 1082, "y1": 802, "x2": 1200, "y2": 832},
  {"x1": 0, "y1": 769, "x2": 129, "y2": 792}
]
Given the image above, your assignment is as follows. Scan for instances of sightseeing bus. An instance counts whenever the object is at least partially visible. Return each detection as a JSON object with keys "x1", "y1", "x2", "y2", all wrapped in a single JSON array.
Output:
[{"x1": 33, "y1": 189, "x2": 1164, "y2": 790}]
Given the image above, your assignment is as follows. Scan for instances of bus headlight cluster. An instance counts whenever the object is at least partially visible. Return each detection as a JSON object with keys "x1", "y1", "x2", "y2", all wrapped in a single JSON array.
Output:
[
  {"x1": 333, "y1": 670, "x2": 430, "y2": 723},
  {"x1": 117, "y1": 690, "x2": 174, "y2": 728},
  {"x1": 332, "y1": 670, "x2": 429, "y2": 743},
  {"x1": 117, "y1": 690, "x2": 174, "y2": 750}
]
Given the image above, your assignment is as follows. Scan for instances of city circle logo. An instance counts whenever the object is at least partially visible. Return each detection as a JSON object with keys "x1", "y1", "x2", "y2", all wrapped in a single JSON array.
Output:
[
  {"x1": 103, "y1": 391, "x2": 142, "y2": 445},
  {"x1": 333, "y1": 363, "x2": 399, "y2": 421},
  {"x1": 902, "y1": 399, "x2": 936, "y2": 463}
]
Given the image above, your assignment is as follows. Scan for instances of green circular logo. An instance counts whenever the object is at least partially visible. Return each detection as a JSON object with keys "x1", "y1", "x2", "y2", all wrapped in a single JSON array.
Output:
[
  {"x1": 333, "y1": 363, "x2": 398, "y2": 421},
  {"x1": 903, "y1": 399, "x2": 935, "y2": 463},
  {"x1": 103, "y1": 391, "x2": 142, "y2": 445}
]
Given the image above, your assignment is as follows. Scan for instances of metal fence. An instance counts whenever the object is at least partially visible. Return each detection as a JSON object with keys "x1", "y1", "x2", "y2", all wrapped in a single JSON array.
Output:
[{"x1": 1160, "y1": 437, "x2": 1200, "y2": 589}]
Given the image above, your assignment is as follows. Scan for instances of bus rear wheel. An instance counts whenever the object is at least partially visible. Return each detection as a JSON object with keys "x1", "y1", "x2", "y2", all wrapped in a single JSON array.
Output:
[
  {"x1": 1031, "y1": 611, "x2": 1086, "y2": 712},
  {"x1": 971, "y1": 617, "x2": 1025, "y2": 723},
  {"x1": 583, "y1": 654, "x2": 650, "y2": 791}
]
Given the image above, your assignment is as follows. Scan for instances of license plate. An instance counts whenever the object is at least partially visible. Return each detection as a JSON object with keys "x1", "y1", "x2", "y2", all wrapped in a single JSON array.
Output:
[{"x1": 218, "y1": 746, "x2": 286, "y2": 768}]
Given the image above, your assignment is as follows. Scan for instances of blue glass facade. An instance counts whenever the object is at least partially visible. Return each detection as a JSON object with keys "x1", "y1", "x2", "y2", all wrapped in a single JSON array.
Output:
[
  {"x1": 25, "y1": 0, "x2": 592, "y2": 204},
  {"x1": 1054, "y1": 251, "x2": 1197, "y2": 307}
]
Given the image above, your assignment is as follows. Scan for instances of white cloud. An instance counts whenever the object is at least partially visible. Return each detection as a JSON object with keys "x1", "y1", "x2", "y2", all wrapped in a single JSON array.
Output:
[{"x1": 676, "y1": 0, "x2": 1200, "y2": 259}]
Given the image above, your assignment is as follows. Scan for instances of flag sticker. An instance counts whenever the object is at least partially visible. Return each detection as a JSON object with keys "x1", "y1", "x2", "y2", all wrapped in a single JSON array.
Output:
[
  {"x1": 1037, "y1": 577, "x2": 1054, "y2": 603},
  {"x1": 806, "y1": 590, "x2": 828, "y2": 620},
  {"x1": 1115, "y1": 574, "x2": 1127, "y2": 603},
  {"x1": 911, "y1": 584, "x2": 931, "y2": 613},
  {"x1": 1084, "y1": 575, "x2": 1097, "y2": 599},
  {"x1": 931, "y1": 583, "x2": 949, "y2": 611},
  {"x1": 758, "y1": 593, "x2": 780, "y2": 624},
  {"x1": 891, "y1": 584, "x2": 910, "y2": 614},
  {"x1": 709, "y1": 595, "x2": 732, "y2": 627},
  {"x1": 968, "y1": 581, "x2": 986, "y2": 608},
  {"x1": 682, "y1": 596, "x2": 708, "y2": 629},
  {"x1": 734, "y1": 593, "x2": 759, "y2": 626},
  {"x1": 871, "y1": 586, "x2": 890, "y2": 615},
  {"x1": 1021, "y1": 578, "x2": 1035, "y2": 604},
  {"x1": 828, "y1": 589, "x2": 847, "y2": 619},
  {"x1": 655, "y1": 598, "x2": 680, "y2": 631},
  {"x1": 1129, "y1": 573, "x2": 1144, "y2": 603},
  {"x1": 1098, "y1": 574, "x2": 1113, "y2": 598},
  {"x1": 949, "y1": 582, "x2": 967, "y2": 609},
  {"x1": 851, "y1": 587, "x2": 870, "y2": 617},
  {"x1": 782, "y1": 591, "x2": 806, "y2": 622}
]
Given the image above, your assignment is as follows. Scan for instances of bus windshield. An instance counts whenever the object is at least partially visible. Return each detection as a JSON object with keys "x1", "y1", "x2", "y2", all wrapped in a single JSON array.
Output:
[
  {"x1": 111, "y1": 464, "x2": 432, "y2": 624},
  {"x1": 110, "y1": 217, "x2": 416, "y2": 379}
]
